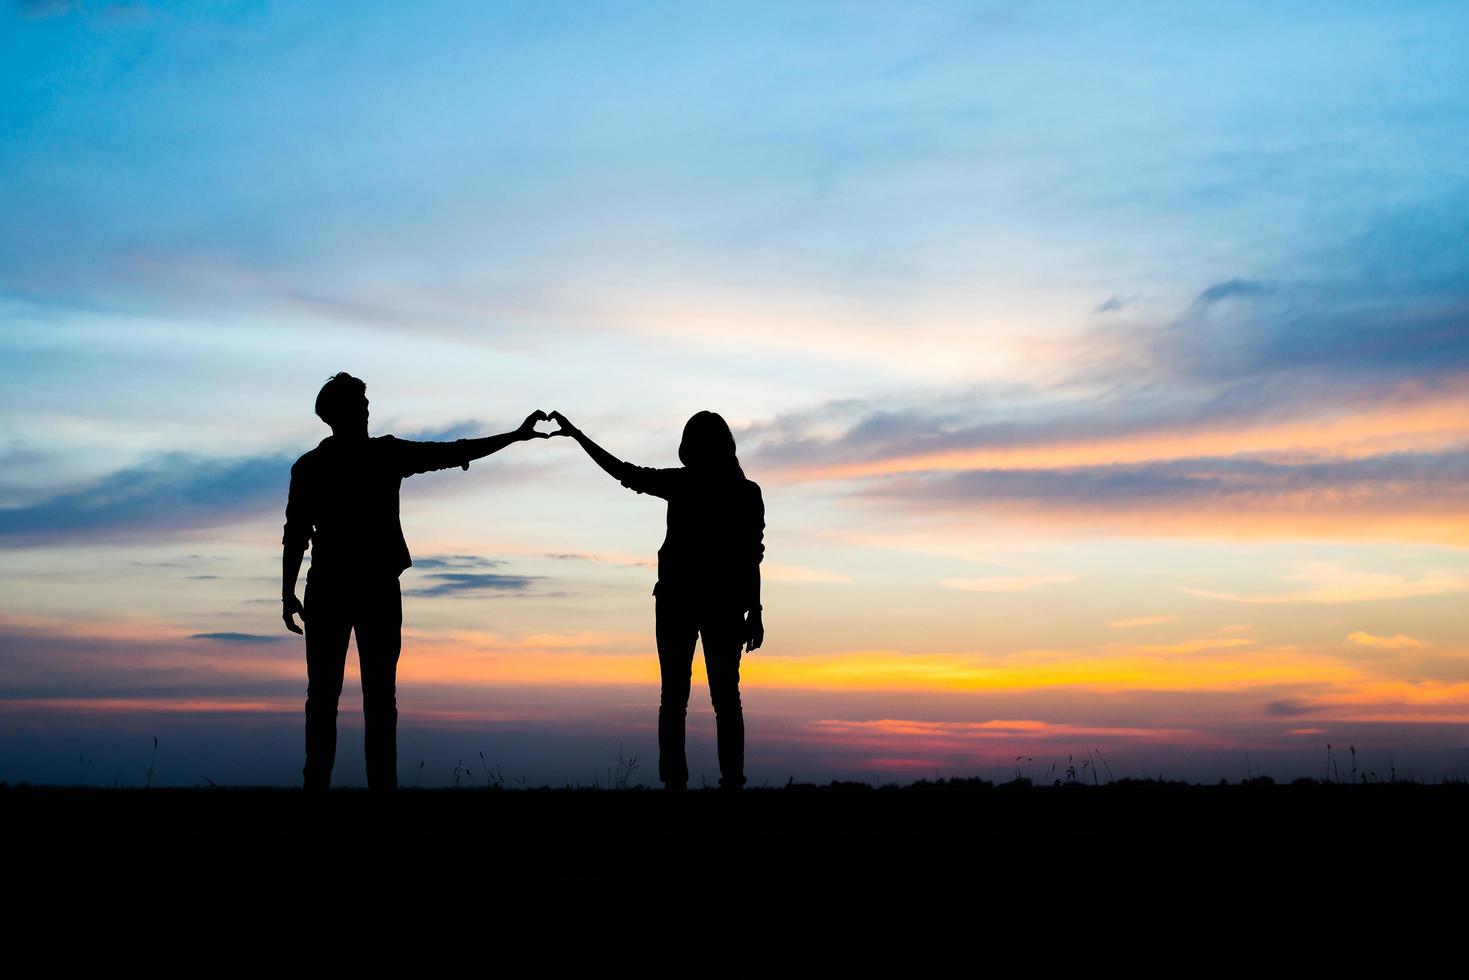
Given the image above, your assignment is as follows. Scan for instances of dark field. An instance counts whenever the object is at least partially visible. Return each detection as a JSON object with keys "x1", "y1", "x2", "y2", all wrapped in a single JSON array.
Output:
[
  {"x1": 5, "y1": 781, "x2": 1463, "y2": 910},
  {"x1": 8, "y1": 780, "x2": 1465, "y2": 944}
]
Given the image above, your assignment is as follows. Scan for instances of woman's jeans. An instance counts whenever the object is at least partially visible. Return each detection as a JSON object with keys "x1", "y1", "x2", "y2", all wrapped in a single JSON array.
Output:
[{"x1": 655, "y1": 595, "x2": 746, "y2": 789}]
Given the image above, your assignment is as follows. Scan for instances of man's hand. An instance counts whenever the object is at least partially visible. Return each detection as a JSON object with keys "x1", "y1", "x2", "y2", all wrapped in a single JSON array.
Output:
[
  {"x1": 547, "y1": 411, "x2": 579, "y2": 438},
  {"x1": 516, "y1": 410, "x2": 553, "y2": 440},
  {"x1": 283, "y1": 595, "x2": 305, "y2": 635},
  {"x1": 744, "y1": 608, "x2": 764, "y2": 653}
]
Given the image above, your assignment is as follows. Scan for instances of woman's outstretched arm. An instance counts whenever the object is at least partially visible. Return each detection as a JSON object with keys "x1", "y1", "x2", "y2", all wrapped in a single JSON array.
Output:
[{"x1": 548, "y1": 411, "x2": 629, "y2": 481}]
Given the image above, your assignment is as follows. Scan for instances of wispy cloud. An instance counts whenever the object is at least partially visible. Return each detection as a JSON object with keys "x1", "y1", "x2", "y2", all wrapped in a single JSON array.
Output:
[
  {"x1": 402, "y1": 572, "x2": 543, "y2": 598},
  {"x1": 1147, "y1": 266, "x2": 1469, "y2": 386},
  {"x1": 940, "y1": 574, "x2": 1076, "y2": 593},
  {"x1": 543, "y1": 551, "x2": 649, "y2": 565},
  {"x1": 1107, "y1": 616, "x2": 1179, "y2": 628},
  {"x1": 848, "y1": 450, "x2": 1469, "y2": 542},
  {"x1": 1192, "y1": 278, "x2": 1277, "y2": 307},
  {"x1": 741, "y1": 367, "x2": 1469, "y2": 542},
  {"x1": 0, "y1": 451, "x2": 293, "y2": 546},
  {"x1": 761, "y1": 396, "x2": 1469, "y2": 482},
  {"x1": 1, "y1": 615, "x2": 300, "y2": 702},
  {"x1": 190, "y1": 632, "x2": 284, "y2": 645},
  {"x1": 1116, "y1": 638, "x2": 1255, "y2": 655},
  {"x1": 411, "y1": 554, "x2": 507, "y2": 570},
  {"x1": 763, "y1": 562, "x2": 850, "y2": 584},
  {"x1": 1265, "y1": 699, "x2": 1320, "y2": 717},
  {"x1": 1346, "y1": 632, "x2": 1427, "y2": 650},
  {"x1": 0, "y1": 423, "x2": 494, "y2": 547},
  {"x1": 1182, "y1": 564, "x2": 1469, "y2": 605}
]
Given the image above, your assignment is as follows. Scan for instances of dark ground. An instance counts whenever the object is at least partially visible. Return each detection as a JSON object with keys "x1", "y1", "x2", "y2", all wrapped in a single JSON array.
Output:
[{"x1": 7, "y1": 780, "x2": 1465, "y2": 950}]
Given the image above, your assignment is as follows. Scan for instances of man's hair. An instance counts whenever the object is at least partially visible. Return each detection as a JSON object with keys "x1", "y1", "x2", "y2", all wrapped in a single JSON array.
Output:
[{"x1": 315, "y1": 372, "x2": 365, "y2": 428}]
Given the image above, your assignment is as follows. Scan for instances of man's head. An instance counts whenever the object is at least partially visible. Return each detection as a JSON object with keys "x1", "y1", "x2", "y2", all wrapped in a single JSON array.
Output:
[{"x1": 315, "y1": 372, "x2": 369, "y2": 435}]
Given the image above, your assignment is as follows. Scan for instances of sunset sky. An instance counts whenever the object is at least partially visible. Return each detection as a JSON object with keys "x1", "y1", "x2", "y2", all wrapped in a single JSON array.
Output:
[{"x1": 3, "y1": 1, "x2": 1468, "y2": 787}]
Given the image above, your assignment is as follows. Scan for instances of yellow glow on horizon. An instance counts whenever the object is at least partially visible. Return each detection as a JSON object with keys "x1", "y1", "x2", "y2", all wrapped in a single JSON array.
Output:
[
  {"x1": 738, "y1": 646, "x2": 1367, "y2": 694},
  {"x1": 6, "y1": 612, "x2": 1469, "y2": 740}
]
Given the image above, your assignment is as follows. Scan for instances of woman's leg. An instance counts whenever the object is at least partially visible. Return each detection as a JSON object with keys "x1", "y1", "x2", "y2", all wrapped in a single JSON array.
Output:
[
  {"x1": 655, "y1": 597, "x2": 698, "y2": 789},
  {"x1": 702, "y1": 608, "x2": 747, "y2": 790}
]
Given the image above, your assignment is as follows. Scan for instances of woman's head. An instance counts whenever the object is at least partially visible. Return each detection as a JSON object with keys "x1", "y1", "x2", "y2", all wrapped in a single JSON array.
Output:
[{"x1": 679, "y1": 411, "x2": 742, "y2": 474}]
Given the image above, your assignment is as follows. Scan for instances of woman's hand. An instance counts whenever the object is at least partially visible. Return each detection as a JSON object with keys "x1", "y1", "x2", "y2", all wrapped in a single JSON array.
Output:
[
  {"x1": 744, "y1": 608, "x2": 764, "y2": 652},
  {"x1": 548, "y1": 410, "x2": 580, "y2": 438}
]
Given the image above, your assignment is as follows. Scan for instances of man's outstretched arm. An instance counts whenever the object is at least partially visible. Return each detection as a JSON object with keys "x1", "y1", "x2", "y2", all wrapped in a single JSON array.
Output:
[{"x1": 398, "y1": 410, "x2": 555, "y2": 476}]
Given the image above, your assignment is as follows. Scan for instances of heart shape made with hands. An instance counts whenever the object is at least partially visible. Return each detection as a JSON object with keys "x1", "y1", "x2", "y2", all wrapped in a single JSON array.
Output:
[
  {"x1": 526, "y1": 411, "x2": 575, "y2": 438},
  {"x1": 543, "y1": 412, "x2": 577, "y2": 437}
]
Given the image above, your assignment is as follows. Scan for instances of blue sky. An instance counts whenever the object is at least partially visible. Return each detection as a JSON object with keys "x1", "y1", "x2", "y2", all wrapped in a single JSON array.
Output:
[{"x1": 3, "y1": 1, "x2": 1468, "y2": 786}]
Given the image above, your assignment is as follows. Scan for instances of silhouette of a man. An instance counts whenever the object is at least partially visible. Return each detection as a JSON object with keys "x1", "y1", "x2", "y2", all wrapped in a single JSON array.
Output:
[{"x1": 282, "y1": 373, "x2": 551, "y2": 791}]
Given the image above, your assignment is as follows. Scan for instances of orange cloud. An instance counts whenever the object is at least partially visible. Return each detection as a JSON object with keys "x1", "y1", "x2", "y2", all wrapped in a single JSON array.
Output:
[
  {"x1": 775, "y1": 391, "x2": 1469, "y2": 484},
  {"x1": 940, "y1": 573, "x2": 1077, "y2": 592},
  {"x1": 1346, "y1": 632, "x2": 1427, "y2": 649},
  {"x1": 1108, "y1": 616, "x2": 1179, "y2": 628},
  {"x1": 1184, "y1": 565, "x2": 1469, "y2": 604}
]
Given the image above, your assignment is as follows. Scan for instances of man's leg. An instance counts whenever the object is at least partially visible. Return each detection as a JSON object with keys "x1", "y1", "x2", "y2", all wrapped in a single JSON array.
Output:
[
  {"x1": 702, "y1": 609, "x2": 746, "y2": 791},
  {"x1": 356, "y1": 577, "x2": 403, "y2": 792},
  {"x1": 655, "y1": 597, "x2": 698, "y2": 790},
  {"x1": 303, "y1": 578, "x2": 351, "y2": 792}
]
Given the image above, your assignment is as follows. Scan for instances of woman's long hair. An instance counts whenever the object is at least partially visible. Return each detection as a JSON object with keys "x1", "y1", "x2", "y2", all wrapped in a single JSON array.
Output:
[{"x1": 678, "y1": 411, "x2": 745, "y2": 479}]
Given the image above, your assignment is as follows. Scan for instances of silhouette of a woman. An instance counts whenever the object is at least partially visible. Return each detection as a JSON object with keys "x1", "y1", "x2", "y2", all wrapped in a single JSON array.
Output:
[{"x1": 552, "y1": 410, "x2": 764, "y2": 791}]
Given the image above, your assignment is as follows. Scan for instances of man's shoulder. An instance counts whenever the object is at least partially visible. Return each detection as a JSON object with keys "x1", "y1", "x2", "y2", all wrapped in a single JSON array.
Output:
[
  {"x1": 292, "y1": 441, "x2": 328, "y2": 471},
  {"x1": 294, "y1": 435, "x2": 370, "y2": 473},
  {"x1": 373, "y1": 434, "x2": 418, "y2": 455}
]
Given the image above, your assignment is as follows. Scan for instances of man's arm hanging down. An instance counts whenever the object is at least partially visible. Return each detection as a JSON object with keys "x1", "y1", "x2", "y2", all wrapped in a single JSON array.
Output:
[{"x1": 282, "y1": 459, "x2": 311, "y2": 634}]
